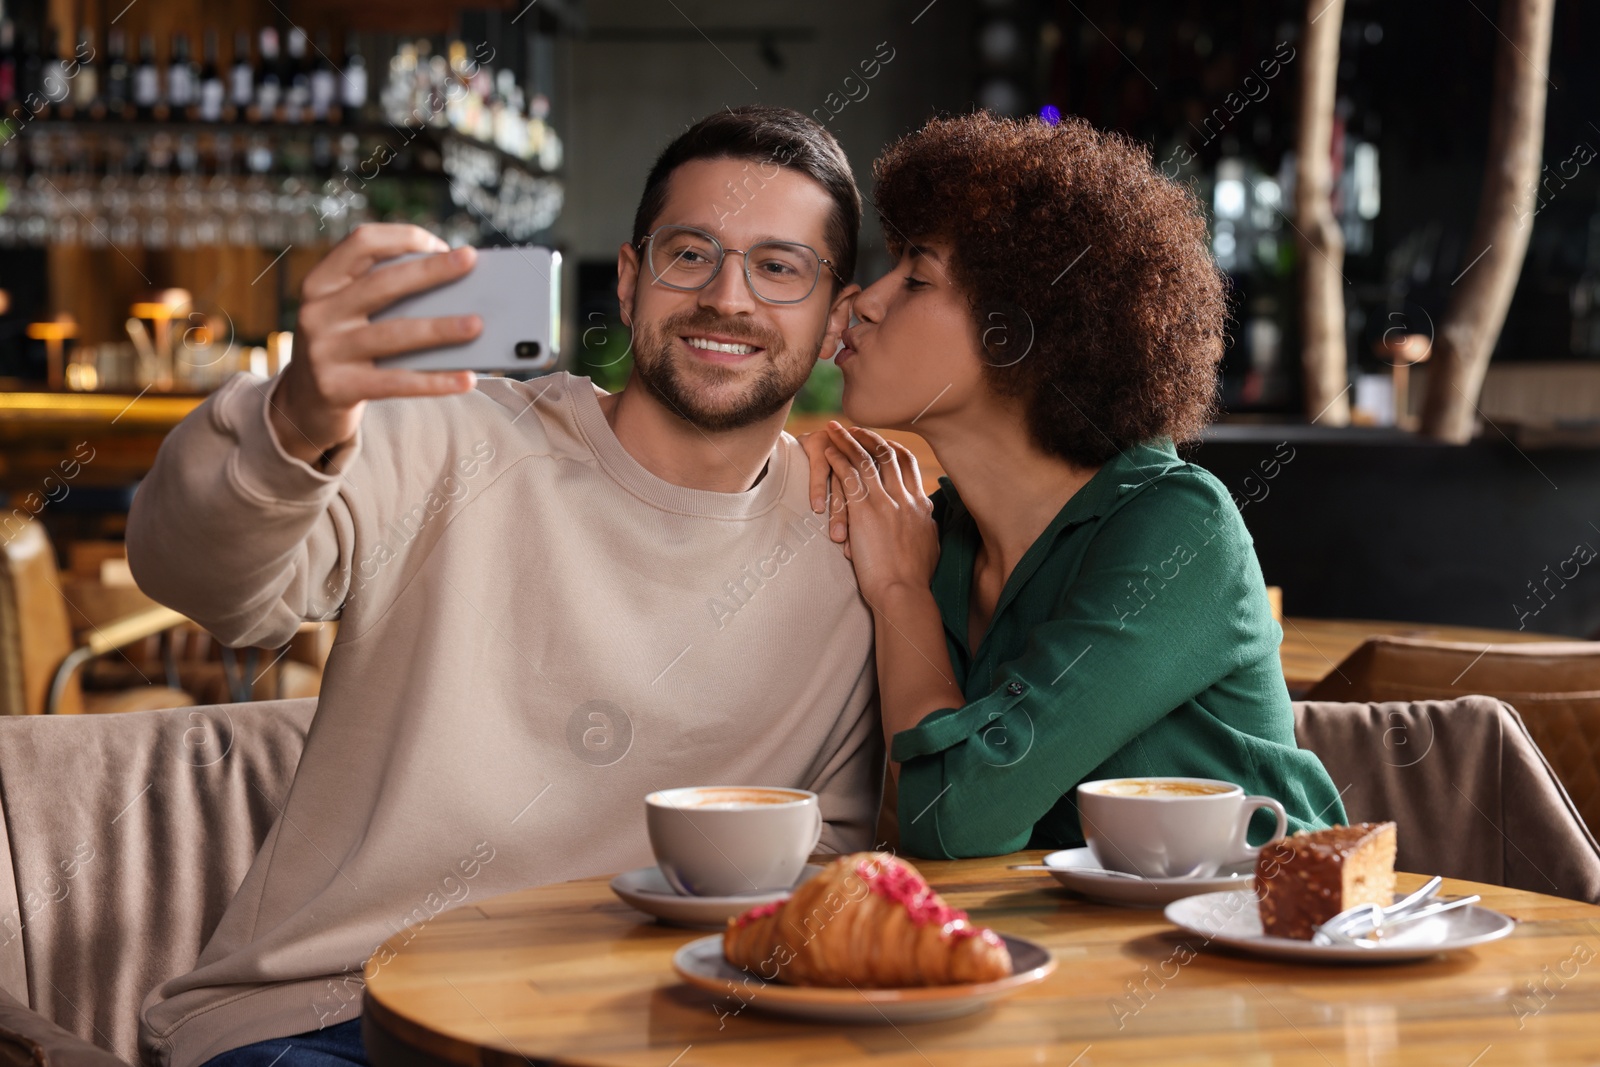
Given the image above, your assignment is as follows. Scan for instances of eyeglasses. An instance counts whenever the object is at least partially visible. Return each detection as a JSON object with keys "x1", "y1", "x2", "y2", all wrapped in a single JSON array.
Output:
[{"x1": 638, "y1": 224, "x2": 845, "y2": 305}]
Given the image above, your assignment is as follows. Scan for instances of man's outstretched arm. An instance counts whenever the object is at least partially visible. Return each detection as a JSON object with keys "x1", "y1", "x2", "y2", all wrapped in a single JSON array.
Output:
[{"x1": 128, "y1": 224, "x2": 485, "y2": 648}]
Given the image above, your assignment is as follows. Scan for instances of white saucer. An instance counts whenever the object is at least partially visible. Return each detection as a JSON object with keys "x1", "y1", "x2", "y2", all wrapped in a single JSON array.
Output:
[
  {"x1": 610, "y1": 864, "x2": 825, "y2": 930},
  {"x1": 1165, "y1": 890, "x2": 1517, "y2": 963},
  {"x1": 672, "y1": 933, "x2": 1056, "y2": 1023},
  {"x1": 1037, "y1": 847, "x2": 1254, "y2": 907}
]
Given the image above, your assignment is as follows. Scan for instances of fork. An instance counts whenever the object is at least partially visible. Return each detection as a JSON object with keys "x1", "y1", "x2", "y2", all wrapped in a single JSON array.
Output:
[
  {"x1": 1316, "y1": 875, "x2": 1444, "y2": 943},
  {"x1": 1312, "y1": 878, "x2": 1485, "y2": 948}
]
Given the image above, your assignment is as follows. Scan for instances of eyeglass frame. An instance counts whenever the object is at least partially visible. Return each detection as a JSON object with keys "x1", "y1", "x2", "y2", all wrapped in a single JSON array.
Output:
[{"x1": 635, "y1": 224, "x2": 847, "y2": 305}]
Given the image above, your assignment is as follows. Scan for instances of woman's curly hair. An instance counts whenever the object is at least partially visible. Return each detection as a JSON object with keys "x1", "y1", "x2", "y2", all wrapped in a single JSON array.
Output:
[{"x1": 872, "y1": 111, "x2": 1227, "y2": 466}]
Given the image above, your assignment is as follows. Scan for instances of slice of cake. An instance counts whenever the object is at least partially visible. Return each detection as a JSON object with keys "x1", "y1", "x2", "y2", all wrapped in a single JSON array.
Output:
[{"x1": 1255, "y1": 823, "x2": 1397, "y2": 940}]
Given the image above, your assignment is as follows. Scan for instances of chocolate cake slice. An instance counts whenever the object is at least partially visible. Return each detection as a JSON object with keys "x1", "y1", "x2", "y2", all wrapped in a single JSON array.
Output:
[{"x1": 1254, "y1": 823, "x2": 1397, "y2": 940}]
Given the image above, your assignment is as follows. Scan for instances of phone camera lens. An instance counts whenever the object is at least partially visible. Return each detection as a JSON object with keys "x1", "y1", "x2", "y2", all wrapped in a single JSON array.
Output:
[{"x1": 515, "y1": 341, "x2": 542, "y2": 360}]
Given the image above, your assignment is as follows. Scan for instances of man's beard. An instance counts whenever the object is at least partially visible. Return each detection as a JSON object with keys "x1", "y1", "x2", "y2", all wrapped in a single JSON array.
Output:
[{"x1": 630, "y1": 307, "x2": 821, "y2": 432}]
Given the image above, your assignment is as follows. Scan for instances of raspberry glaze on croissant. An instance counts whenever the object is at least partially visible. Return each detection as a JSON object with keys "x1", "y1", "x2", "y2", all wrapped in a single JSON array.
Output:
[{"x1": 722, "y1": 852, "x2": 1013, "y2": 987}]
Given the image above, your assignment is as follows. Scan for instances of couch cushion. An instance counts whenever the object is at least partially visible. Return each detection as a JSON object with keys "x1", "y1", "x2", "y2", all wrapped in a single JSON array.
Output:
[
  {"x1": 0, "y1": 984, "x2": 127, "y2": 1067},
  {"x1": 0, "y1": 699, "x2": 317, "y2": 1063}
]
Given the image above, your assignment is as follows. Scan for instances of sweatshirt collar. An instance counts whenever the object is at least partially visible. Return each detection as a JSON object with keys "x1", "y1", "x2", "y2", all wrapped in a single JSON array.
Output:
[{"x1": 564, "y1": 374, "x2": 791, "y2": 520}]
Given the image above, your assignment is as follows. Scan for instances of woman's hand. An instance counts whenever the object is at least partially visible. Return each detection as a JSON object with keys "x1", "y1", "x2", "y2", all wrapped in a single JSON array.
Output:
[{"x1": 819, "y1": 421, "x2": 939, "y2": 602}]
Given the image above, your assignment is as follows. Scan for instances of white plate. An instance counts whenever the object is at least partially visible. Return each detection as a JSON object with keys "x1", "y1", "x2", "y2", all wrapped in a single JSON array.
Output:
[
  {"x1": 672, "y1": 933, "x2": 1056, "y2": 1023},
  {"x1": 610, "y1": 865, "x2": 824, "y2": 930},
  {"x1": 1038, "y1": 847, "x2": 1255, "y2": 907},
  {"x1": 1164, "y1": 890, "x2": 1517, "y2": 963}
]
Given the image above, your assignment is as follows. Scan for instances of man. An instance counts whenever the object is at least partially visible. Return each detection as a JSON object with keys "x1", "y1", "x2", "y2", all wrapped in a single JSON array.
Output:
[{"x1": 128, "y1": 105, "x2": 880, "y2": 1067}]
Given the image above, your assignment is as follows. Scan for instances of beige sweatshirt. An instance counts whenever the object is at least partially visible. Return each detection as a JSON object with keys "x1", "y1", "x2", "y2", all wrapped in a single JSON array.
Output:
[{"x1": 126, "y1": 370, "x2": 881, "y2": 1067}]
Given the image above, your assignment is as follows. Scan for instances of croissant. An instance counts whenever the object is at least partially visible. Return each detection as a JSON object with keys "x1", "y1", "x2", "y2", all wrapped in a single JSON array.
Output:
[{"x1": 722, "y1": 852, "x2": 1012, "y2": 987}]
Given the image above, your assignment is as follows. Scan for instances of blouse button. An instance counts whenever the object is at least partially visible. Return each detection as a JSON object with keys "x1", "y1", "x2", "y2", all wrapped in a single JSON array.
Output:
[{"x1": 1005, "y1": 681, "x2": 1026, "y2": 696}]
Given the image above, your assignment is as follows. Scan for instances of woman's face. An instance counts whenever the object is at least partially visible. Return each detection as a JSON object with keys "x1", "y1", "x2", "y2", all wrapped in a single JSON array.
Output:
[{"x1": 836, "y1": 241, "x2": 990, "y2": 429}]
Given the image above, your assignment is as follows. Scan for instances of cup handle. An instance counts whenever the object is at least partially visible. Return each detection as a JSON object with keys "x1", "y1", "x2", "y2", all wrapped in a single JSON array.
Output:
[
  {"x1": 807, "y1": 803, "x2": 824, "y2": 854},
  {"x1": 659, "y1": 863, "x2": 693, "y2": 896},
  {"x1": 1229, "y1": 796, "x2": 1288, "y2": 865}
]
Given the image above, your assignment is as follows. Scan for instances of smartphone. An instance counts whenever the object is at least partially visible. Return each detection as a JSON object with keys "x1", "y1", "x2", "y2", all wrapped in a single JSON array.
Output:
[{"x1": 371, "y1": 246, "x2": 561, "y2": 373}]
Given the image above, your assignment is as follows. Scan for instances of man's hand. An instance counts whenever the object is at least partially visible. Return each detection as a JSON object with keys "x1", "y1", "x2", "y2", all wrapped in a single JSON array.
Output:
[
  {"x1": 269, "y1": 224, "x2": 486, "y2": 465},
  {"x1": 800, "y1": 429, "x2": 851, "y2": 547}
]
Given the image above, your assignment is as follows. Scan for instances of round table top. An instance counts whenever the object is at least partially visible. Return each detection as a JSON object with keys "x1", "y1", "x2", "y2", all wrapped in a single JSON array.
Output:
[{"x1": 361, "y1": 851, "x2": 1600, "y2": 1066}]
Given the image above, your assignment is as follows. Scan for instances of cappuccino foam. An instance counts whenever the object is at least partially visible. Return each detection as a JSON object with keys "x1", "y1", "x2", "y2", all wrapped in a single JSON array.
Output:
[{"x1": 1091, "y1": 779, "x2": 1235, "y2": 798}]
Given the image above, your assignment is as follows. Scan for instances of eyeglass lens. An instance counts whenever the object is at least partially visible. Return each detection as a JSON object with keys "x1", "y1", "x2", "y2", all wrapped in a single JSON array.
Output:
[{"x1": 648, "y1": 225, "x2": 820, "y2": 303}]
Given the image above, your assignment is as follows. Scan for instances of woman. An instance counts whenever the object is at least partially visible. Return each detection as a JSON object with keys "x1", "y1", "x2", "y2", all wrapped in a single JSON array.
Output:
[{"x1": 801, "y1": 112, "x2": 1344, "y2": 859}]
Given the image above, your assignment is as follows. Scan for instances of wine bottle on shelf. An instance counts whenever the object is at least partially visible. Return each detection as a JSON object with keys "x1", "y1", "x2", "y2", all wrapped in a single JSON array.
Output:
[
  {"x1": 20, "y1": 27, "x2": 42, "y2": 107},
  {"x1": 105, "y1": 27, "x2": 130, "y2": 119},
  {"x1": 228, "y1": 29, "x2": 252, "y2": 121},
  {"x1": 469, "y1": 55, "x2": 493, "y2": 142},
  {"x1": 283, "y1": 26, "x2": 309, "y2": 123},
  {"x1": 444, "y1": 40, "x2": 469, "y2": 134},
  {"x1": 168, "y1": 32, "x2": 196, "y2": 119},
  {"x1": 491, "y1": 69, "x2": 513, "y2": 155},
  {"x1": 527, "y1": 92, "x2": 548, "y2": 161},
  {"x1": 0, "y1": 21, "x2": 16, "y2": 108},
  {"x1": 198, "y1": 29, "x2": 224, "y2": 122},
  {"x1": 132, "y1": 33, "x2": 160, "y2": 119},
  {"x1": 40, "y1": 27, "x2": 70, "y2": 115},
  {"x1": 382, "y1": 40, "x2": 414, "y2": 125},
  {"x1": 340, "y1": 34, "x2": 368, "y2": 122},
  {"x1": 425, "y1": 49, "x2": 448, "y2": 128},
  {"x1": 310, "y1": 29, "x2": 336, "y2": 122},
  {"x1": 254, "y1": 27, "x2": 281, "y2": 122},
  {"x1": 73, "y1": 27, "x2": 99, "y2": 119}
]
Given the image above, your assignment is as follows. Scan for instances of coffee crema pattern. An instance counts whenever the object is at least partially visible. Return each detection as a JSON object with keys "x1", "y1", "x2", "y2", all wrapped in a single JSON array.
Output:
[
  {"x1": 1088, "y1": 779, "x2": 1236, "y2": 798},
  {"x1": 672, "y1": 788, "x2": 809, "y2": 809}
]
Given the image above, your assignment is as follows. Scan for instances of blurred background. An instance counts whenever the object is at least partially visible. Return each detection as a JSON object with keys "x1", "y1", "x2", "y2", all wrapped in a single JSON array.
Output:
[{"x1": 6, "y1": 0, "x2": 1600, "y2": 719}]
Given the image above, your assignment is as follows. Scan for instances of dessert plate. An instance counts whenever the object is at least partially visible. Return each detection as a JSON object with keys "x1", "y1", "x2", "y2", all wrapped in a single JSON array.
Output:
[
  {"x1": 672, "y1": 933, "x2": 1056, "y2": 1023},
  {"x1": 611, "y1": 864, "x2": 824, "y2": 930},
  {"x1": 1037, "y1": 847, "x2": 1254, "y2": 907},
  {"x1": 1165, "y1": 890, "x2": 1516, "y2": 963}
]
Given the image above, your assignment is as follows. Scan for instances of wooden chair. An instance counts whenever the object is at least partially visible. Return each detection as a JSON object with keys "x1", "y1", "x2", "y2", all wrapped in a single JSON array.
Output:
[
  {"x1": 59, "y1": 545, "x2": 333, "y2": 706},
  {"x1": 1305, "y1": 634, "x2": 1600, "y2": 836},
  {"x1": 0, "y1": 518, "x2": 193, "y2": 715}
]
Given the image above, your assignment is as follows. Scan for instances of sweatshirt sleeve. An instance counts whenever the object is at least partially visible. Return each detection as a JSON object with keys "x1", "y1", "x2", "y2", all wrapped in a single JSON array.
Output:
[
  {"x1": 804, "y1": 654, "x2": 886, "y2": 855},
  {"x1": 126, "y1": 372, "x2": 362, "y2": 649}
]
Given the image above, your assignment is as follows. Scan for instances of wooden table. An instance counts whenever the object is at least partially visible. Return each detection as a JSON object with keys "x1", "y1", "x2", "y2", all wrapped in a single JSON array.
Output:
[
  {"x1": 1278, "y1": 617, "x2": 1582, "y2": 694},
  {"x1": 361, "y1": 851, "x2": 1600, "y2": 1066}
]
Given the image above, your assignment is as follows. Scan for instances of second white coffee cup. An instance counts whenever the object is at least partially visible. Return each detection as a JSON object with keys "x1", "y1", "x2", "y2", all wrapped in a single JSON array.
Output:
[
  {"x1": 645, "y1": 785, "x2": 822, "y2": 897},
  {"x1": 1077, "y1": 776, "x2": 1288, "y2": 879}
]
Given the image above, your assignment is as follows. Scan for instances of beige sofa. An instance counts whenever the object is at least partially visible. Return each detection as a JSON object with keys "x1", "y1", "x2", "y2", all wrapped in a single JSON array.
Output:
[
  {"x1": 0, "y1": 699, "x2": 315, "y2": 1067},
  {"x1": 0, "y1": 695, "x2": 1595, "y2": 1067}
]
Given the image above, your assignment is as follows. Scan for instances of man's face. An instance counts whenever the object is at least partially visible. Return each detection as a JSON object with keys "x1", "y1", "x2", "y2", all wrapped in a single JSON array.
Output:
[{"x1": 616, "y1": 157, "x2": 856, "y2": 431}]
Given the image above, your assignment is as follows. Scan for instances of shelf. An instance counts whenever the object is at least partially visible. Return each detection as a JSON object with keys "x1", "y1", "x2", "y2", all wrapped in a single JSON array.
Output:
[{"x1": 12, "y1": 117, "x2": 563, "y2": 182}]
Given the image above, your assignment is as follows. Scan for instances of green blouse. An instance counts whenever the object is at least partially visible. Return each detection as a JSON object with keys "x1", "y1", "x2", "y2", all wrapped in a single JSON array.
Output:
[{"x1": 891, "y1": 438, "x2": 1346, "y2": 858}]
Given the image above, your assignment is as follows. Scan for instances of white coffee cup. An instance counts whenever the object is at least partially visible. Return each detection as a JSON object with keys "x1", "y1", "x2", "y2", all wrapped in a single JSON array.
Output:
[
  {"x1": 645, "y1": 785, "x2": 823, "y2": 897},
  {"x1": 1076, "y1": 776, "x2": 1288, "y2": 879}
]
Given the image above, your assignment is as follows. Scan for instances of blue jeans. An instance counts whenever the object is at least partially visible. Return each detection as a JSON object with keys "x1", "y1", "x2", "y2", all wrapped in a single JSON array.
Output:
[{"x1": 199, "y1": 1017, "x2": 368, "y2": 1067}]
